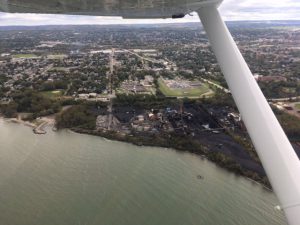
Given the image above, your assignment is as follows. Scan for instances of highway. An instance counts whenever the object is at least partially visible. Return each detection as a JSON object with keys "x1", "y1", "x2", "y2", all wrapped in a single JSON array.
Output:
[
  {"x1": 268, "y1": 96, "x2": 300, "y2": 102},
  {"x1": 107, "y1": 48, "x2": 115, "y2": 130}
]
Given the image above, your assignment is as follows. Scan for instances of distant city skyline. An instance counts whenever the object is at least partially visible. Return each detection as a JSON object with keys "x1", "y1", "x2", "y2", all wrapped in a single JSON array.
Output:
[{"x1": 0, "y1": 0, "x2": 299, "y2": 26}]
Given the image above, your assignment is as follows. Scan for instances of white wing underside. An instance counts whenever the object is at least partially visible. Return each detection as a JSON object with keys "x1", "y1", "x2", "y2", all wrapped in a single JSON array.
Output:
[{"x1": 0, "y1": 0, "x2": 222, "y2": 18}]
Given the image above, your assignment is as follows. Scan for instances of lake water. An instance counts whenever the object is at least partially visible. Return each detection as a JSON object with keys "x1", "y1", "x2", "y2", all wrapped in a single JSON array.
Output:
[{"x1": 0, "y1": 119, "x2": 287, "y2": 225}]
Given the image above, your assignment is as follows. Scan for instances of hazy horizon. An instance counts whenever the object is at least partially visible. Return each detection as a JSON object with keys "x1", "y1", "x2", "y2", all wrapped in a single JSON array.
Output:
[{"x1": 0, "y1": 20, "x2": 300, "y2": 28}]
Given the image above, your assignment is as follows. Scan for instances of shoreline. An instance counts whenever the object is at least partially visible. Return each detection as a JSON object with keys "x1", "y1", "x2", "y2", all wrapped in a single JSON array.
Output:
[
  {"x1": 0, "y1": 116, "x2": 271, "y2": 190},
  {"x1": 0, "y1": 115, "x2": 55, "y2": 134},
  {"x1": 4, "y1": 117, "x2": 36, "y2": 128},
  {"x1": 71, "y1": 127, "x2": 272, "y2": 190}
]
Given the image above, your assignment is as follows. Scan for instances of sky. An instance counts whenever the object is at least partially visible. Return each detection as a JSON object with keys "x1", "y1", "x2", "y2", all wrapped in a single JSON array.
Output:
[{"x1": 0, "y1": 0, "x2": 299, "y2": 26}]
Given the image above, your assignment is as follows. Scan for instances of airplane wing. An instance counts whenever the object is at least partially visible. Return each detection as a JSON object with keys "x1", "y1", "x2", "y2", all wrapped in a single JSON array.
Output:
[{"x1": 0, "y1": 0, "x2": 222, "y2": 18}]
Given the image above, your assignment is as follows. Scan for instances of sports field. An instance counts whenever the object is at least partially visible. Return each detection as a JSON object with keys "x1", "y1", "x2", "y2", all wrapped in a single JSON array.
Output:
[
  {"x1": 40, "y1": 90, "x2": 64, "y2": 98},
  {"x1": 13, "y1": 54, "x2": 38, "y2": 58},
  {"x1": 47, "y1": 54, "x2": 67, "y2": 59},
  {"x1": 158, "y1": 78, "x2": 212, "y2": 98}
]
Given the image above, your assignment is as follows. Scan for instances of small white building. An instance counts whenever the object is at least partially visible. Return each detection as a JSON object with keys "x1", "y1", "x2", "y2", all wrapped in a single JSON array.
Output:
[{"x1": 89, "y1": 93, "x2": 97, "y2": 98}]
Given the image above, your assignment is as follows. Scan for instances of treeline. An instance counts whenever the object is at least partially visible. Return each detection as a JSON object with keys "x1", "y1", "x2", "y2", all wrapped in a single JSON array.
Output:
[
  {"x1": 40, "y1": 80, "x2": 68, "y2": 91},
  {"x1": 0, "y1": 75, "x2": 8, "y2": 98},
  {"x1": 0, "y1": 89, "x2": 79, "y2": 119},
  {"x1": 0, "y1": 74, "x2": 8, "y2": 85},
  {"x1": 0, "y1": 89, "x2": 61, "y2": 118},
  {"x1": 114, "y1": 92, "x2": 236, "y2": 114},
  {"x1": 259, "y1": 80, "x2": 300, "y2": 99},
  {"x1": 55, "y1": 102, "x2": 107, "y2": 130},
  {"x1": 275, "y1": 108, "x2": 300, "y2": 141},
  {"x1": 71, "y1": 128, "x2": 270, "y2": 188},
  {"x1": 201, "y1": 89, "x2": 236, "y2": 109},
  {"x1": 114, "y1": 94, "x2": 178, "y2": 109}
]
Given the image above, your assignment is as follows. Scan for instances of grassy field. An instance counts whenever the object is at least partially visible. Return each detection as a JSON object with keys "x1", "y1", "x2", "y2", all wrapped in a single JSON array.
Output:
[
  {"x1": 295, "y1": 103, "x2": 300, "y2": 110},
  {"x1": 49, "y1": 67, "x2": 68, "y2": 72},
  {"x1": 158, "y1": 78, "x2": 212, "y2": 98},
  {"x1": 40, "y1": 90, "x2": 64, "y2": 98},
  {"x1": 282, "y1": 87, "x2": 296, "y2": 94},
  {"x1": 47, "y1": 54, "x2": 67, "y2": 59},
  {"x1": 13, "y1": 54, "x2": 38, "y2": 58}
]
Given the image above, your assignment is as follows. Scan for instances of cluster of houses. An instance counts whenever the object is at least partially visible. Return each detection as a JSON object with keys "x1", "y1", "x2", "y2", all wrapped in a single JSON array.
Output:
[{"x1": 120, "y1": 75, "x2": 155, "y2": 95}]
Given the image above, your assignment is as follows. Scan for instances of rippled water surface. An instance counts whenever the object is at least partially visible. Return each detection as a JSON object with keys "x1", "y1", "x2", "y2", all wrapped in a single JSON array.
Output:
[{"x1": 0, "y1": 120, "x2": 287, "y2": 225}]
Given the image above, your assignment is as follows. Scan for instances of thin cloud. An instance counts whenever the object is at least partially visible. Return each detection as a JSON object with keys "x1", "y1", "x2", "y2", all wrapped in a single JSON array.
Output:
[{"x1": 219, "y1": 0, "x2": 300, "y2": 20}]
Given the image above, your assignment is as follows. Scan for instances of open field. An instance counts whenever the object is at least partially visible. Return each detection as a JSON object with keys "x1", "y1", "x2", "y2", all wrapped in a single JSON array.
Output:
[
  {"x1": 40, "y1": 90, "x2": 64, "y2": 98},
  {"x1": 117, "y1": 87, "x2": 156, "y2": 95},
  {"x1": 12, "y1": 54, "x2": 38, "y2": 58},
  {"x1": 49, "y1": 67, "x2": 69, "y2": 71},
  {"x1": 47, "y1": 54, "x2": 67, "y2": 59},
  {"x1": 295, "y1": 104, "x2": 300, "y2": 110},
  {"x1": 158, "y1": 78, "x2": 212, "y2": 98}
]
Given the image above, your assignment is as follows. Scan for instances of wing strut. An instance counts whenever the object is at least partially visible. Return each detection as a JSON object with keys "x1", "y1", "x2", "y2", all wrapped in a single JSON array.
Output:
[{"x1": 197, "y1": 6, "x2": 300, "y2": 225}]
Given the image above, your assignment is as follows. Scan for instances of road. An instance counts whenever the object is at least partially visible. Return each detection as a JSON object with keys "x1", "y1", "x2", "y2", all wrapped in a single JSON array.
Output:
[
  {"x1": 109, "y1": 48, "x2": 114, "y2": 94},
  {"x1": 268, "y1": 96, "x2": 300, "y2": 102},
  {"x1": 124, "y1": 49, "x2": 161, "y2": 64},
  {"x1": 107, "y1": 48, "x2": 115, "y2": 130}
]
